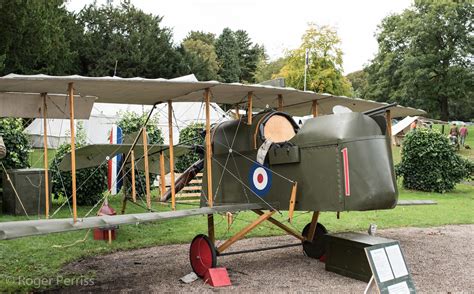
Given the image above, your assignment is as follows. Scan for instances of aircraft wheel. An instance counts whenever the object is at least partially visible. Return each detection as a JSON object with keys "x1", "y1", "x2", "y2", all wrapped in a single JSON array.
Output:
[
  {"x1": 302, "y1": 222, "x2": 328, "y2": 259},
  {"x1": 189, "y1": 234, "x2": 217, "y2": 278}
]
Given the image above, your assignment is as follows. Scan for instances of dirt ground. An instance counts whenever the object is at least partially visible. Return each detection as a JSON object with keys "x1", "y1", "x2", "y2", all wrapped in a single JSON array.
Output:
[{"x1": 52, "y1": 224, "x2": 473, "y2": 293}]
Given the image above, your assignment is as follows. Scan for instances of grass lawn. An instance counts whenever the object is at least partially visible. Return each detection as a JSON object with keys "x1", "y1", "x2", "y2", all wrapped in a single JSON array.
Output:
[
  {"x1": 0, "y1": 131, "x2": 472, "y2": 291},
  {"x1": 28, "y1": 149, "x2": 57, "y2": 168}
]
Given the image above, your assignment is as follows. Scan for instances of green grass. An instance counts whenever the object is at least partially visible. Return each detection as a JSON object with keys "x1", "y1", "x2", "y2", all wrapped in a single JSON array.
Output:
[
  {"x1": 28, "y1": 149, "x2": 57, "y2": 168},
  {"x1": 432, "y1": 124, "x2": 474, "y2": 160},
  {"x1": 0, "y1": 136, "x2": 472, "y2": 291}
]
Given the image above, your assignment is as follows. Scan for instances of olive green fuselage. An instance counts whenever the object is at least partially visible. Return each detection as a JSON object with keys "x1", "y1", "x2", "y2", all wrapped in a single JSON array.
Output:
[{"x1": 202, "y1": 111, "x2": 398, "y2": 212}]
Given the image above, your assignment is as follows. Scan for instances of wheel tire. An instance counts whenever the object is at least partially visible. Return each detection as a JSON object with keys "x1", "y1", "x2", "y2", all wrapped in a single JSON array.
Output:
[
  {"x1": 302, "y1": 222, "x2": 328, "y2": 259},
  {"x1": 189, "y1": 234, "x2": 217, "y2": 278}
]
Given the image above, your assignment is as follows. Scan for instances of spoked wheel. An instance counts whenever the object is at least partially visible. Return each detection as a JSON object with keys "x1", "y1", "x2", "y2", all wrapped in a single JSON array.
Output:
[
  {"x1": 302, "y1": 222, "x2": 328, "y2": 259},
  {"x1": 189, "y1": 234, "x2": 217, "y2": 278}
]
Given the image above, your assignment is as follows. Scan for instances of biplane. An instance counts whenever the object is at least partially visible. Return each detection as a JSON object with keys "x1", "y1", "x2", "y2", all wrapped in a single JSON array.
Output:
[{"x1": 0, "y1": 74, "x2": 426, "y2": 278}]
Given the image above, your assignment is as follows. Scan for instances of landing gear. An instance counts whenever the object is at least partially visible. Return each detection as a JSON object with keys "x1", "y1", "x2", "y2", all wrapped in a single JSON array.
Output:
[
  {"x1": 189, "y1": 234, "x2": 217, "y2": 277},
  {"x1": 302, "y1": 222, "x2": 328, "y2": 259}
]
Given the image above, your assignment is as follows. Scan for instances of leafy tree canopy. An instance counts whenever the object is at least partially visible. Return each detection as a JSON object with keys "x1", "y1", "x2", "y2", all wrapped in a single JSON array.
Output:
[
  {"x1": 364, "y1": 1, "x2": 473, "y2": 121},
  {"x1": 180, "y1": 38, "x2": 219, "y2": 81},
  {"x1": 346, "y1": 70, "x2": 368, "y2": 98},
  {"x1": 0, "y1": 0, "x2": 78, "y2": 75},
  {"x1": 235, "y1": 30, "x2": 265, "y2": 83},
  {"x1": 255, "y1": 56, "x2": 287, "y2": 83},
  {"x1": 215, "y1": 28, "x2": 241, "y2": 82},
  {"x1": 184, "y1": 31, "x2": 216, "y2": 45},
  {"x1": 77, "y1": 1, "x2": 180, "y2": 78},
  {"x1": 275, "y1": 23, "x2": 352, "y2": 96}
]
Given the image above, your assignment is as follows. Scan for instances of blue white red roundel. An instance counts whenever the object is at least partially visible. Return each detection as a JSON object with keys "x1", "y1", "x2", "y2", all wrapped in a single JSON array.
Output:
[{"x1": 248, "y1": 163, "x2": 272, "y2": 197}]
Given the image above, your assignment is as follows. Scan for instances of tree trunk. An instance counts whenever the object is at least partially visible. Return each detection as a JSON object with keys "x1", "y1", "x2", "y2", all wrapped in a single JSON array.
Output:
[{"x1": 440, "y1": 96, "x2": 449, "y2": 122}]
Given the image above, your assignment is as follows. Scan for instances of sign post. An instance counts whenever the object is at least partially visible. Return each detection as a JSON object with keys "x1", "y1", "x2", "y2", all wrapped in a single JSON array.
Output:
[{"x1": 364, "y1": 241, "x2": 416, "y2": 294}]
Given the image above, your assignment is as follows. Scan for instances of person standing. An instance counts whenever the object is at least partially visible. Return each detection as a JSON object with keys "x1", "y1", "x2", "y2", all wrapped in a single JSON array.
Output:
[
  {"x1": 449, "y1": 123, "x2": 459, "y2": 145},
  {"x1": 410, "y1": 119, "x2": 418, "y2": 131},
  {"x1": 459, "y1": 124, "x2": 468, "y2": 146}
]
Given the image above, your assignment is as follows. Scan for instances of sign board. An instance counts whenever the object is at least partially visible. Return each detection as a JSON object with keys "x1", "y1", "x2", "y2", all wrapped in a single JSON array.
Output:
[{"x1": 364, "y1": 241, "x2": 416, "y2": 294}]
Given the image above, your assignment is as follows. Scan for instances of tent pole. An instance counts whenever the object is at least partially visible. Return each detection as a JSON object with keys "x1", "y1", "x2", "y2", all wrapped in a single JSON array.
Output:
[
  {"x1": 130, "y1": 150, "x2": 136, "y2": 202},
  {"x1": 278, "y1": 94, "x2": 283, "y2": 111},
  {"x1": 168, "y1": 101, "x2": 176, "y2": 210},
  {"x1": 68, "y1": 83, "x2": 77, "y2": 223},
  {"x1": 142, "y1": 127, "x2": 151, "y2": 209},
  {"x1": 247, "y1": 92, "x2": 253, "y2": 125},
  {"x1": 159, "y1": 151, "x2": 166, "y2": 200},
  {"x1": 41, "y1": 93, "x2": 49, "y2": 218},
  {"x1": 312, "y1": 100, "x2": 319, "y2": 117}
]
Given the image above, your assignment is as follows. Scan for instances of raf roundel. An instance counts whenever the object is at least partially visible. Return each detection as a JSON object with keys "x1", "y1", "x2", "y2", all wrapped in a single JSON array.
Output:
[{"x1": 248, "y1": 163, "x2": 272, "y2": 197}]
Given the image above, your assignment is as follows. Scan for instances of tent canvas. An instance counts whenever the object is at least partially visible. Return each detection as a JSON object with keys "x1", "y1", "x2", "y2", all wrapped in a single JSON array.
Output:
[
  {"x1": 25, "y1": 101, "x2": 229, "y2": 148},
  {"x1": 391, "y1": 116, "x2": 419, "y2": 146},
  {"x1": 22, "y1": 74, "x2": 230, "y2": 148}
]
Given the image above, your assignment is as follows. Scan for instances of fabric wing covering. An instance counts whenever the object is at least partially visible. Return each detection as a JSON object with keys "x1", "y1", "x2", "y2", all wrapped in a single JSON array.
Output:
[
  {"x1": 0, "y1": 74, "x2": 426, "y2": 117},
  {"x1": 59, "y1": 144, "x2": 191, "y2": 174},
  {"x1": 0, "y1": 92, "x2": 95, "y2": 119}
]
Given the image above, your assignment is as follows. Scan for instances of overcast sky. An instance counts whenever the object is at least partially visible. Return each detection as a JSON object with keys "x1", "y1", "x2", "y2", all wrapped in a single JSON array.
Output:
[{"x1": 67, "y1": 0, "x2": 413, "y2": 74}]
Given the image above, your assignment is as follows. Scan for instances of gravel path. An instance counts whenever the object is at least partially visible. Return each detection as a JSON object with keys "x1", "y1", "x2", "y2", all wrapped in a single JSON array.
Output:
[{"x1": 53, "y1": 224, "x2": 473, "y2": 293}]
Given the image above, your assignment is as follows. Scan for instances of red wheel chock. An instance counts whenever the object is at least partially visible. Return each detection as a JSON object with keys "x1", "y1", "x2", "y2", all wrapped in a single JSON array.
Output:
[{"x1": 204, "y1": 267, "x2": 231, "y2": 287}]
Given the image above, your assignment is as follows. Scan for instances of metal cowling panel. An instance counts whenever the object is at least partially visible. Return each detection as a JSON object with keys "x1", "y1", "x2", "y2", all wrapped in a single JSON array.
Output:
[
  {"x1": 340, "y1": 137, "x2": 397, "y2": 211},
  {"x1": 291, "y1": 112, "x2": 383, "y2": 146}
]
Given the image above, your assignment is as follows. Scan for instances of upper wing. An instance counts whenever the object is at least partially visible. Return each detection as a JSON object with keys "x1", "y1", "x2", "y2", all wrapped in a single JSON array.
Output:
[{"x1": 0, "y1": 74, "x2": 425, "y2": 117}]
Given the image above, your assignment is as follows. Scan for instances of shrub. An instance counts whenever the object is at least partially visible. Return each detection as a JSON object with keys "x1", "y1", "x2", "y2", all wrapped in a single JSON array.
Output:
[
  {"x1": 0, "y1": 118, "x2": 31, "y2": 191},
  {"x1": 116, "y1": 111, "x2": 163, "y2": 144},
  {"x1": 396, "y1": 128, "x2": 472, "y2": 193},
  {"x1": 175, "y1": 123, "x2": 205, "y2": 172},
  {"x1": 50, "y1": 123, "x2": 107, "y2": 206},
  {"x1": 0, "y1": 118, "x2": 31, "y2": 169},
  {"x1": 116, "y1": 111, "x2": 164, "y2": 197}
]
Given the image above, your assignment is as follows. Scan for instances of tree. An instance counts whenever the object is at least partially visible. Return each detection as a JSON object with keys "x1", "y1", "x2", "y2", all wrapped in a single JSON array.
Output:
[
  {"x1": 183, "y1": 31, "x2": 216, "y2": 45},
  {"x1": 0, "y1": 0, "x2": 78, "y2": 75},
  {"x1": 275, "y1": 24, "x2": 352, "y2": 96},
  {"x1": 77, "y1": 1, "x2": 181, "y2": 78},
  {"x1": 235, "y1": 30, "x2": 264, "y2": 83},
  {"x1": 179, "y1": 38, "x2": 219, "y2": 81},
  {"x1": 215, "y1": 28, "x2": 241, "y2": 82},
  {"x1": 365, "y1": 1, "x2": 473, "y2": 121},
  {"x1": 346, "y1": 70, "x2": 368, "y2": 98},
  {"x1": 255, "y1": 56, "x2": 287, "y2": 83}
]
